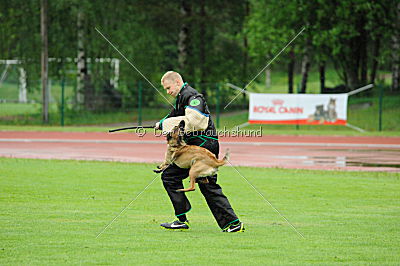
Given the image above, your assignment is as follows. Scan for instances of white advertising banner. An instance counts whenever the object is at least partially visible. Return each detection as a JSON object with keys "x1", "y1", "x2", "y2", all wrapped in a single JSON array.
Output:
[{"x1": 249, "y1": 93, "x2": 348, "y2": 125}]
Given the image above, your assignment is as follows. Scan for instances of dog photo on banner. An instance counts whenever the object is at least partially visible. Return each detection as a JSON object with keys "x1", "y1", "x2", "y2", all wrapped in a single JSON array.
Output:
[{"x1": 249, "y1": 93, "x2": 348, "y2": 125}]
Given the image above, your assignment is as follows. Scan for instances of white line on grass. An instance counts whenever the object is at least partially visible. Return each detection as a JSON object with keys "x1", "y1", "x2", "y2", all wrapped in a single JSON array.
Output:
[
  {"x1": 227, "y1": 160, "x2": 305, "y2": 238},
  {"x1": 96, "y1": 173, "x2": 159, "y2": 238}
]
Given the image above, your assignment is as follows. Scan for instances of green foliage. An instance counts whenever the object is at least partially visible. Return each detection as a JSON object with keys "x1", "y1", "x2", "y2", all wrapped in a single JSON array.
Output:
[
  {"x1": 0, "y1": 0, "x2": 249, "y2": 97},
  {"x1": 245, "y1": 0, "x2": 399, "y2": 89},
  {"x1": 1, "y1": 0, "x2": 399, "y2": 120},
  {"x1": 1, "y1": 158, "x2": 399, "y2": 264}
]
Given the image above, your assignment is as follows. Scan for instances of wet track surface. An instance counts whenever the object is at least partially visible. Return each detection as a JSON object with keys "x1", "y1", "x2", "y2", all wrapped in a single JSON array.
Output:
[{"x1": 1, "y1": 131, "x2": 399, "y2": 172}]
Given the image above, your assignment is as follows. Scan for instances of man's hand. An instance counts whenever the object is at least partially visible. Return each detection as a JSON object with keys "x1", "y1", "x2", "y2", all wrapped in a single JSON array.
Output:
[{"x1": 154, "y1": 122, "x2": 161, "y2": 130}]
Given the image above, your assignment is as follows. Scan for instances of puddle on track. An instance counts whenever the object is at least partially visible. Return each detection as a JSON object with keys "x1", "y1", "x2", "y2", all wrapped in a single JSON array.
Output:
[
  {"x1": 345, "y1": 161, "x2": 400, "y2": 168},
  {"x1": 301, "y1": 148, "x2": 400, "y2": 170},
  {"x1": 273, "y1": 152, "x2": 400, "y2": 170}
]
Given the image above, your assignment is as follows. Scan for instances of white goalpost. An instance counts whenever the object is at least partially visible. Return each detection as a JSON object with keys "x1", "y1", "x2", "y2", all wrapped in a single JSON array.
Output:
[
  {"x1": 0, "y1": 60, "x2": 28, "y2": 103},
  {"x1": 0, "y1": 58, "x2": 120, "y2": 103}
]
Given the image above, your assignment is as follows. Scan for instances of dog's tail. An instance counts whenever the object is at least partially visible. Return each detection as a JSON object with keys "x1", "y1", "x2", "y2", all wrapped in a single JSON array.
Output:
[{"x1": 216, "y1": 149, "x2": 230, "y2": 166}]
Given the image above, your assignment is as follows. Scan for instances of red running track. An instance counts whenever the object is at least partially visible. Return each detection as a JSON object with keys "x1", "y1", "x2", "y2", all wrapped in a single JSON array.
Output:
[{"x1": 1, "y1": 131, "x2": 400, "y2": 172}]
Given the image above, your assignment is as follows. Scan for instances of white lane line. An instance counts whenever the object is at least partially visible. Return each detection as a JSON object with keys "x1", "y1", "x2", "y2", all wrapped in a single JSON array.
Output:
[
  {"x1": 0, "y1": 138, "x2": 164, "y2": 144},
  {"x1": 0, "y1": 138, "x2": 400, "y2": 148}
]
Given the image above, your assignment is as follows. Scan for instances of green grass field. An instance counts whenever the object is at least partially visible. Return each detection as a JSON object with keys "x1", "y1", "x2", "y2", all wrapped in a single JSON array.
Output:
[{"x1": 1, "y1": 158, "x2": 399, "y2": 264}]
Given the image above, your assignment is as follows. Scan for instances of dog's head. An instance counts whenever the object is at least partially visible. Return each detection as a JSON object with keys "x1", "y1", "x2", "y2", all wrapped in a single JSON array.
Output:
[{"x1": 166, "y1": 120, "x2": 185, "y2": 147}]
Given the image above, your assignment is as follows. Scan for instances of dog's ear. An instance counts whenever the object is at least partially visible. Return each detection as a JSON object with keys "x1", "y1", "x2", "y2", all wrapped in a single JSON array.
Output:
[
  {"x1": 166, "y1": 132, "x2": 172, "y2": 141},
  {"x1": 179, "y1": 120, "x2": 185, "y2": 130}
]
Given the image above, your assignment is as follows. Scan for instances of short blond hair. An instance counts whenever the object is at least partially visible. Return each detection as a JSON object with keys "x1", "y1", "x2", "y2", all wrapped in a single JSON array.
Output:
[{"x1": 161, "y1": 71, "x2": 183, "y2": 85}]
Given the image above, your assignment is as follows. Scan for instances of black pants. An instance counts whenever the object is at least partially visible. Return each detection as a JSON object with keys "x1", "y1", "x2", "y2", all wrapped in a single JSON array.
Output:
[{"x1": 161, "y1": 138, "x2": 239, "y2": 229}]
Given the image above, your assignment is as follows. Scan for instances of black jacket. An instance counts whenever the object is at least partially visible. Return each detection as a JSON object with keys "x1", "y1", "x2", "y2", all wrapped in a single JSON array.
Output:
[{"x1": 162, "y1": 83, "x2": 218, "y2": 141}]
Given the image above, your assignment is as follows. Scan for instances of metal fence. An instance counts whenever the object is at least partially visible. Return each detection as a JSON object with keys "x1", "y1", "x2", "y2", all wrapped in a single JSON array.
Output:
[
  {"x1": 0, "y1": 75, "x2": 397, "y2": 132},
  {"x1": 0, "y1": 78, "x2": 248, "y2": 127}
]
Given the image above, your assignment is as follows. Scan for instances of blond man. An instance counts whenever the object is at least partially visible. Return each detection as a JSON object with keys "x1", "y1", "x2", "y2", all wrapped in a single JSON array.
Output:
[{"x1": 156, "y1": 71, "x2": 244, "y2": 232}]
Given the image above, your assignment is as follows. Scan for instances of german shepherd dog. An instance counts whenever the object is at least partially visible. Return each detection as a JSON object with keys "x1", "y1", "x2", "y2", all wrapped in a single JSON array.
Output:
[{"x1": 154, "y1": 120, "x2": 230, "y2": 192}]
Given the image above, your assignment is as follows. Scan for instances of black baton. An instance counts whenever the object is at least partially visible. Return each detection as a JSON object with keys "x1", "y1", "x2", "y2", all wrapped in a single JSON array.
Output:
[{"x1": 108, "y1": 125, "x2": 155, "y2": 133}]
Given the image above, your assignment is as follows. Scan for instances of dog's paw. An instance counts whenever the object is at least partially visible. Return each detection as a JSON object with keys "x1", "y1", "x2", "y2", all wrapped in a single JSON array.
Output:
[{"x1": 153, "y1": 169, "x2": 163, "y2": 173}]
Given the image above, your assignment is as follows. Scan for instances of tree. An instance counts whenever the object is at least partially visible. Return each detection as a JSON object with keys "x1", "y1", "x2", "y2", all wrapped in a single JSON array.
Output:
[
  {"x1": 247, "y1": 0, "x2": 399, "y2": 93},
  {"x1": 178, "y1": 0, "x2": 192, "y2": 77},
  {"x1": 246, "y1": 0, "x2": 305, "y2": 93},
  {"x1": 391, "y1": 2, "x2": 400, "y2": 91},
  {"x1": 41, "y1": 0, "x2": 49, "y2": 123}
]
